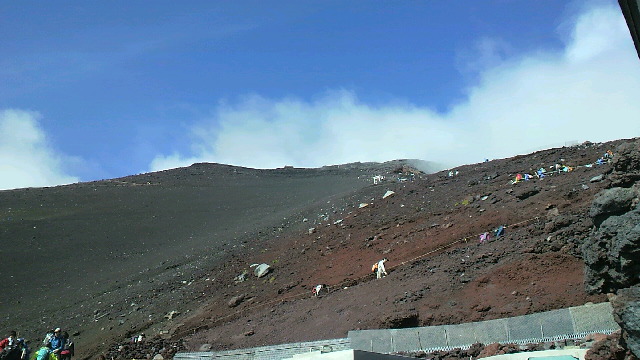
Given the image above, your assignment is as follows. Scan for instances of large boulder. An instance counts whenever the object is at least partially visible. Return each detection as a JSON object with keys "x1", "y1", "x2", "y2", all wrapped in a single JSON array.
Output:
[
  {"x1": 583, "y1": 197, "x2": 640, "y2": 293},
  {"x1": 589, "y1": 187, "x2": 639, "y2": 227},
  {"x1": 610, "y1": 139, "x2": 640, "y2": 187}
]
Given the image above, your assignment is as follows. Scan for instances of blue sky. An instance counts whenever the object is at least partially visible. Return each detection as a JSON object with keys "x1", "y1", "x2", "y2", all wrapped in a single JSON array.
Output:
[{"x1": 1, "y1": 0, "x2": 639, "y2": 190}]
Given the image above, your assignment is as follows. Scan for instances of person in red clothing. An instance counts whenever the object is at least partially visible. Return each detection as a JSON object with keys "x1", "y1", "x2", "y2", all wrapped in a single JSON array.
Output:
[{"x1": 0, "y1": 331, "x2": 17, "y2": 351}]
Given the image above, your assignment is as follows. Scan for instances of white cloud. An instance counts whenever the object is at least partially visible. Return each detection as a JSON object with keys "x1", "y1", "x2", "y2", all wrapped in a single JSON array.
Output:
[
  {"x1": 151, "y1": 3, "x2": 640, "y2": 172},
  {"x1": 0, "y1": 110, "x2": 79, "y2": 190}
]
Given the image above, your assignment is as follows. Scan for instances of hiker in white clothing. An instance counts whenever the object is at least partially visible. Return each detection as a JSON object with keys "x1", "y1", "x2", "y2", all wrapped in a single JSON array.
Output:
[
  {"x1": 312, "y1": 284, "x2": 324, "y2": 296},
  {"x1": 372, "y1": 258, "x2": 388, "y2": 279}
]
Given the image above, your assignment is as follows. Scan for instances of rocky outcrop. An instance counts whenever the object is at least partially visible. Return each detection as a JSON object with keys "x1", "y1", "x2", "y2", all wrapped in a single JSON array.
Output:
[
  {"x1": 583, "y1": 196, "x2": 640, "y2": 293},
  {"x1": 610, "y1": 139, "x2": 640, "y2": 187},
  {"x1": 583, "y1": 139, "x2": 640, "y2": 358},
  {"x1": 584, "y1": 331, "x2": 637, "y2": 360},
  {"x1": 589, "y1": 187, "x2": 640, "y2": 228}
]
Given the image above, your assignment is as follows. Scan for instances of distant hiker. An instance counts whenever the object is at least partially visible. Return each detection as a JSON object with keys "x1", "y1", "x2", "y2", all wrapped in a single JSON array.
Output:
[
  {"x1": 312, "y1": 284, "x2": 324, "y2": 296},
  {"x1": 16, "y1": 339, "x2": 29, "y2": 360},
  {"x1": 536, "y1": 168, "x2": 546, "y2": 179},
  {"x1": 131, "y1": 333, "x2": 145, "y2": 343},
  {"x1": 479, "y1": 232, "x2": 490, "y2": 244},
  {"x1": 554, "y1": 164, "x2": 562, "y2": 174},
  {"x1": 494, "y1": 225, "x2": 505, "y2": 237},
  {"x1": 448, "y1": 171, "x2": 454, "y2": 177},
  {"x1": 0, "y1": 331, "x2": 16, "y2": 351},
  {"x1": 523, "y1": 173, "x2": 532, "y2": 181},
  {"x1": 373, "y1": 175, "x2": 384, "y2": 185},
  {"x1": 604, "y1": 150, "x2": 613, "y2": 159},
  {"x1": 373, "y1": 258, "x2": 388, "y2": 279},
  {"x1": 47, "y1": 329, "x2": 63, "y2": 357},
  {"x1": 596, "y1": 158, "x2": 605, "y2": 165}
]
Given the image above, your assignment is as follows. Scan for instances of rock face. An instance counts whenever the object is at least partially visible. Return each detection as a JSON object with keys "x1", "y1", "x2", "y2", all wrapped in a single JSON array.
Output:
[
  {"x1": 583, "y1": 194, "x2": 640, "y2": 293},
  {"x1": 589, "y1": 187, "x2": 640, "y2": 228},
  {"x1": 610, "y1": 140, "x2": 640, "y2": 187},
  {"x1": 583, "y1": 139, "x2": 640, "y2": 358},
  {"x1": 611, "y1": 287, "x2": 640, "y2": 358}
]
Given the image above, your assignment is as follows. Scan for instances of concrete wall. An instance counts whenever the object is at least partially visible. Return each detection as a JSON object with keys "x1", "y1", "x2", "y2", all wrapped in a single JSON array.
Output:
[
  {"x1": 284, "y1": 350, "x2": 413, "y2": 360},
  {"x1": 175, "y1": 302, "x2": 619, "y2": 360},
  {"x1": 175, "y1": 338, "x2": 351, "y2": 360},
  {"x1": 348, "y1": 302, "x2": 619, "y2": 353}
]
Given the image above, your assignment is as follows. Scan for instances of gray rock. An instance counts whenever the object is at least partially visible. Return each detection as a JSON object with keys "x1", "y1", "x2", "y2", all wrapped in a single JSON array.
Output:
[
  {"x1": 583, "y1": 206, "x2": 640, "y2": 293},
  {"x1": 610, "y1": 139, "x2": 640, "y2": 187},
  {"x1": 199, "y1": 344, "x2": 212, "y2": 351},
  {"x1": 228, "y1": 294, "x2": 246, "y2": 308},
  {"x1": 611, "y1": 286, "x2": 640, "y2": 358},
  {"x1": 590, "y1": 174, "x2": 604, "y2": 183},
  {"x1": 589, "y1": 187, "x2": 638, "y2": 227},
  {"x1": 613, "y1": 140, "x2": 640, "y2": 174}
]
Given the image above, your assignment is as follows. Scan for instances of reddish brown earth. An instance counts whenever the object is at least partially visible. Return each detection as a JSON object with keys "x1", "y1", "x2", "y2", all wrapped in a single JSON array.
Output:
[
  {"x1": 3, "y1": 139, "x2": 633, "y2": 359},
  {"x1": 173, "y1": 141, "x2": 619, "y2": 353}
]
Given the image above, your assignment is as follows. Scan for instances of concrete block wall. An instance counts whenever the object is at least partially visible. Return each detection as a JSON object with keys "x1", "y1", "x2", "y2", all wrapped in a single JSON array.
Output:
[
  {"x1": 175, "y1": 302, "x2": 619, "y2": 360},
  {"x1": 175, "y1": 338, "x2": 351, "y2": 360},
  {"x1": 348, "y1": 302, "x2": 619, "y2": 353}
]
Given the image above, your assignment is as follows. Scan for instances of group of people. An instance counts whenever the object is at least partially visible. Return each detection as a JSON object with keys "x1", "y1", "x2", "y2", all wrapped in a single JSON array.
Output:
[
  {"x1": 0, "y1": 328, "x2": 74, "y2": 360},
  {"x1": 0, "y1": 331, "x2": 28, "y2": 360}
]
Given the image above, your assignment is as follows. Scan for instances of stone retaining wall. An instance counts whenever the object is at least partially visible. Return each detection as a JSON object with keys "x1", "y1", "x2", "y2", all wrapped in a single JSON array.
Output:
[{"x1": 175, "y1": 302, "x2": 619, "y2": 360}]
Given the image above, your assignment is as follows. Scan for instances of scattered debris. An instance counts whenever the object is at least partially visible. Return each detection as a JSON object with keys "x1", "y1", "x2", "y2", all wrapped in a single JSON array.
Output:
[
  {"x1": 234, "y1": 270, "x2": 249, "y2": 283},
  {"x1": 164, "y1": 310, "x2": 180, "y2": 320},
  {"x1": 383, "y1": 190, "x2": 395, "y2": 199}
]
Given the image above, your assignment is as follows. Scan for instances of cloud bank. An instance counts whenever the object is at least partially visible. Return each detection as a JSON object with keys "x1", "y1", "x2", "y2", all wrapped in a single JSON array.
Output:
[
  {"x1": 151, "y1": 3, "x2": 640, "y2": 173},
  {"x1": 0, "y1": 110, "x2": 79, "y2": 190}
]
